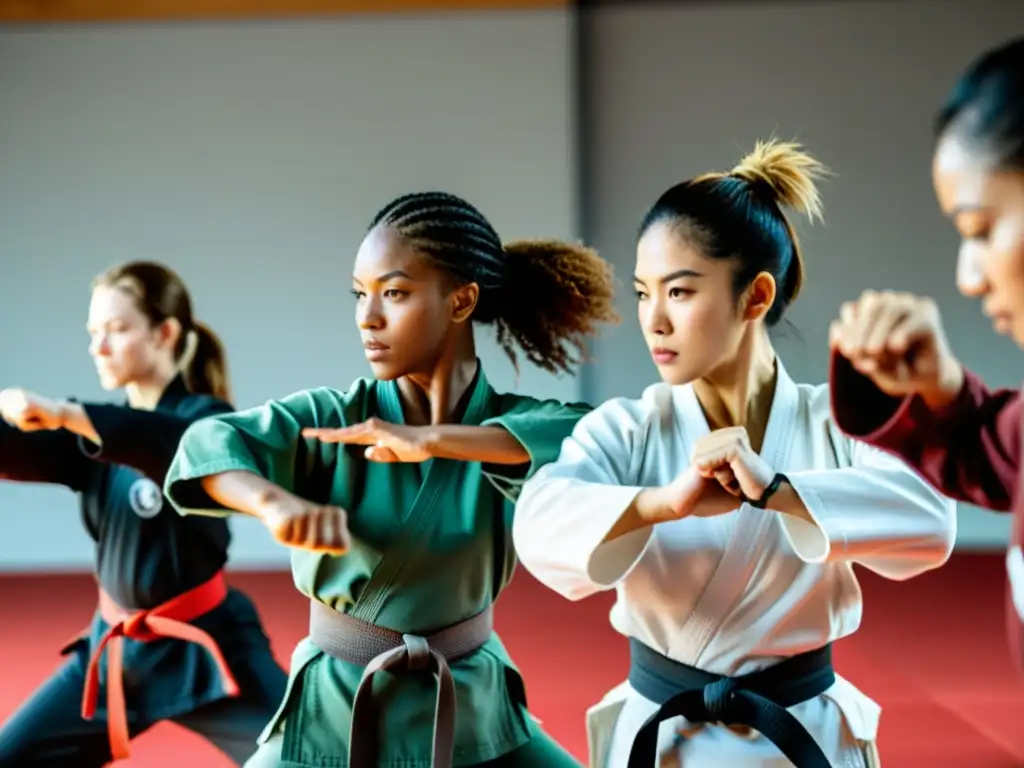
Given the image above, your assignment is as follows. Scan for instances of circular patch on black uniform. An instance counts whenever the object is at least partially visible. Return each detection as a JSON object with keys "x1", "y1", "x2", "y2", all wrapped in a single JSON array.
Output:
[{"x1": 128, "y1": 477, "x2": 163, "y2": 519}]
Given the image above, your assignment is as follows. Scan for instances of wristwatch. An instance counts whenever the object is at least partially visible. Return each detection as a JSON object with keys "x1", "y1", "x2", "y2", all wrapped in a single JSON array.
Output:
[{"x1": 742, "y1": 472, "x2": 788, "y2": 509}]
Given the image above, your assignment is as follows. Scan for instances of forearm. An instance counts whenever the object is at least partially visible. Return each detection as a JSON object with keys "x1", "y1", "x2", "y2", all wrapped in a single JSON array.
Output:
[
  {"x1": 65, "y1": 402, "x2": 203, "y2": 482},
  {"x1": 778, "y1": 459, "x2": 957, "y2": 577},
  {"x1": 765, "y1": 482, "x2": 815, "y2": 523},
  {"x1": 0, "y1": 420, "x2": 88, "y2": 487},
  {"x1": 423, "y1": 425, "x2": 530, "y2": 465},
  {"x1": 831, "y1": 353, "x2": 1019, "y2": 509},
  {"x1": 200, "y1": 470, "x2": 296, "y2": 519},
  {"x1": 603, "y1": 481, "x2": 746, "y2": 543},
  {"x1": 57, "y1": 402, "x2": 101, "y2": 446},
  {"x1": 602, "y1": 488, "x2": 661, "y2": 543},
  {"x1": 512, "y1": 473, "x2": 651, "y2": 600},
  {"x1": 919, "y1": 360, "x2": 966, "y2": 410}
]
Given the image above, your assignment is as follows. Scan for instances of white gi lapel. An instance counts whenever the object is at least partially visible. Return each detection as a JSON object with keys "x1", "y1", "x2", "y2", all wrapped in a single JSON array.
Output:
[
  {"x1": 665, "y1": 361, "x2": 800, "y2": 663},
  {"x1": 1008, "y1": 462, "x2": 1024, "y2": 622},
  {"x1": 1007, "y1": 546, "x2": 1024, "y2": 622}
]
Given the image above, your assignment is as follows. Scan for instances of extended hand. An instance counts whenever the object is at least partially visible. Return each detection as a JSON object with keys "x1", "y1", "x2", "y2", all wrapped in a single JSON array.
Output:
[
  {"x1": 0, "y1": 388, "x2": 66, "y2": 432},
  {"x1": 691, "y1": 427, "x2": 776, "y2": 502},
  {"x1": 302, "y1": 418, "x2": 433, "y2": 462},
  {"x1": 257, "y1": 494, "x2": 351, "y2": 555}
]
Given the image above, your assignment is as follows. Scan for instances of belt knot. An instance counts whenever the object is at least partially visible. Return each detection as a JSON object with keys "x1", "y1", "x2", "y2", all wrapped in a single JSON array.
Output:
[{"x1": 402, "y1": 634, "x2": 431, "y2": 671}]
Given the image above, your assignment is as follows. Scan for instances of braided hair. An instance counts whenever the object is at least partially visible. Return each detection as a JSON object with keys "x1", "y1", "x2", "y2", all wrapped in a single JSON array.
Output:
[{"x1": 370, "y1": 191, "x2": 619, "y2": 375}]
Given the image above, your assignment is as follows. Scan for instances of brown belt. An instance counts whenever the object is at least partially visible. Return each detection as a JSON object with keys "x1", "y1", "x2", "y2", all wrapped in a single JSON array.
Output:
[{"x1": 308, "y1": 600, "x2": 493, "y2": 768}]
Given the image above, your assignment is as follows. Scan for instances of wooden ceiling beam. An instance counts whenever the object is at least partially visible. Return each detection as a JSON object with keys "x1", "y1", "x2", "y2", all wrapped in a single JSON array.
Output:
[{"x1": 0, "y1": 0, "x2": 568, "y2": 24}]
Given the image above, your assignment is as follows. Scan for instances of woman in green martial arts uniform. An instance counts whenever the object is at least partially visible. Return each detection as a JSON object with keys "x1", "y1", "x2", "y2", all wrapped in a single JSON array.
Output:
[{"x1": 163, "y1": 191, "x2": 619, "y2": 768}]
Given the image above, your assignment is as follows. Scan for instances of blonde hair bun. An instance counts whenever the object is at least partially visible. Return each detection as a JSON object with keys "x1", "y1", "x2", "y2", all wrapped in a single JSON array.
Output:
[{"x1": 730, "y1": 139, "x2": 829, "y2": 223}]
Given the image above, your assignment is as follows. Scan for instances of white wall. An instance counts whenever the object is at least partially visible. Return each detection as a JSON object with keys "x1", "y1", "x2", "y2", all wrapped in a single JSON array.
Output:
[
  {"x1": 4, "y1": 2, "x2": 1021, "y2": 569},
  {"x1": 0, "y1": 11, "x2": 577, "y2": 570},
  {"x1": 580, "y1": 0, "x2": 1024, "y2": 548}
]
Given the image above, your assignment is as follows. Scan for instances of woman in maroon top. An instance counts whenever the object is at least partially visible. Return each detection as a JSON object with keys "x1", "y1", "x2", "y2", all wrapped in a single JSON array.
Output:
[{"x1": 827, "y1": 36, "x2": 1024, "y2": 663}]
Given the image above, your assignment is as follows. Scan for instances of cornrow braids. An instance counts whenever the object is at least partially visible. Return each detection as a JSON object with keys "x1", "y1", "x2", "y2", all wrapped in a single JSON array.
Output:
[
  {"x1": 371, "y1": 192, "x2": 507, "y2": 323},
  {"x1": 370, "y1": 191, "x2": 619, "y2": 375}
]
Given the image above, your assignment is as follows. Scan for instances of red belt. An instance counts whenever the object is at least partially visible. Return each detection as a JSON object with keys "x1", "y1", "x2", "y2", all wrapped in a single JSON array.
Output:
[{"x1": 81, "y1": 572, "x2": 240, "y2": 761}]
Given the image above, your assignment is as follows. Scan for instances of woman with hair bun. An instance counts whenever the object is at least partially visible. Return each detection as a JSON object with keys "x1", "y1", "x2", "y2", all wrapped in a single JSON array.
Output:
[{"x1": 513, "y1": 141, "x2": 957, "y2": 767}]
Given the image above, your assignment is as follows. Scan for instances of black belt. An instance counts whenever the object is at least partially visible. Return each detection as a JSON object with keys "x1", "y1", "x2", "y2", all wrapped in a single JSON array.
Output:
[{"x1": 626, "y1": 638, "x2": 836, "y2": 768}]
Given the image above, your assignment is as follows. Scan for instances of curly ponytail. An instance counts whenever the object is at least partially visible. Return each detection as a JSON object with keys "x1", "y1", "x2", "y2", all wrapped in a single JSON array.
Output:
[
  {"x1": 493, "y1": 239, "x2": 617, "y2": 374},
  {"x1": 369, "y1": 192, "x2": 619, "y2": 375}
]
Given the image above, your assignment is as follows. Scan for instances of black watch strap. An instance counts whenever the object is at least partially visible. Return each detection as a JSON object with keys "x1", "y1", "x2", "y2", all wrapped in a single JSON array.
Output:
[{"x1": 744, "y1": 472, "x2": 788, "y2": 509}]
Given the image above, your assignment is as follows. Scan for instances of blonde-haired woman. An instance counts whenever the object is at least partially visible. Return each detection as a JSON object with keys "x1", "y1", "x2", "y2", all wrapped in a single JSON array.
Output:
[
  {"x1": 512, "y1": 142, "x2": 956, "y2": 767},
  {"x1": 0, "y1": 261, "x2": 285, "y2": 766}
]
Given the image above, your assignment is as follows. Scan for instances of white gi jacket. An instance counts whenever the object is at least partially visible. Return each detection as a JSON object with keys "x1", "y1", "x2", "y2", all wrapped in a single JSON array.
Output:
[{"x1": 512, "y1": 361, "x2": 956, "y2": 767}]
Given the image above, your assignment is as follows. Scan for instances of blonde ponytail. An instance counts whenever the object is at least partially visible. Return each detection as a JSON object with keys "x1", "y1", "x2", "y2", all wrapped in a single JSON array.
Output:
[{"x1": 730, "y1": 139, "x2": 829, "y2": 223}]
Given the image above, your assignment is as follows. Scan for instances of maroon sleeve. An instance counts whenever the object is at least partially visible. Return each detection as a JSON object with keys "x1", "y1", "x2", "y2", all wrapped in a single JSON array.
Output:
[{"x1": 829, "y1": 350, "x2": 1021, "y2": 512}]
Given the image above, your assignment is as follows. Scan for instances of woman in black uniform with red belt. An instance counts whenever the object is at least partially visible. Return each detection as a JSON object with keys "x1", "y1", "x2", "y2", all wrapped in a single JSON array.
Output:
[{"x1": 0, "y1": 261, "x2": 287, "y2": 766}]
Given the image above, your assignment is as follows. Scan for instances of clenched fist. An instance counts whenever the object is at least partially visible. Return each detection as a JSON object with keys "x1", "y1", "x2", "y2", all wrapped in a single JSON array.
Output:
[
  {"x1": 256, "y1": 494, "x2": 351, "y2": 556},
  {"x1": 829, "y1": 290, "x2": 964, "y2": 408},
  {"x1": 635, "y1": 466, "x2": 740, "y2": 525},
  {"x1": 0, "y1": 388, "x2": 67, "y2": 432},
  {"x1": 691, "y1": 426, "x2": 776, "y2": 502}
]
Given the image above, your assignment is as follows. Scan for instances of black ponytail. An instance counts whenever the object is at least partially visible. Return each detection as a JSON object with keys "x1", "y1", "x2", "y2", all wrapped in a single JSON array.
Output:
[{"x1": 935, "y1": 37, "x2": 1024, "y2": 170}]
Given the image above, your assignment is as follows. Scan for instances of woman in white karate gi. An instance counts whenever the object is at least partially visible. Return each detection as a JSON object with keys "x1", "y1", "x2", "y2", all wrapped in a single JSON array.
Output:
[{"x1": 511, "y1": 140, "x2": 958, "y2": 768}]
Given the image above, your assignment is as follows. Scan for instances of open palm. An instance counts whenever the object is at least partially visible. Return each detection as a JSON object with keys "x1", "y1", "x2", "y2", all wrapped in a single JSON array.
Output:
[{"x1": 302, "y1": 418, "x2": 432, "y2": 462}]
